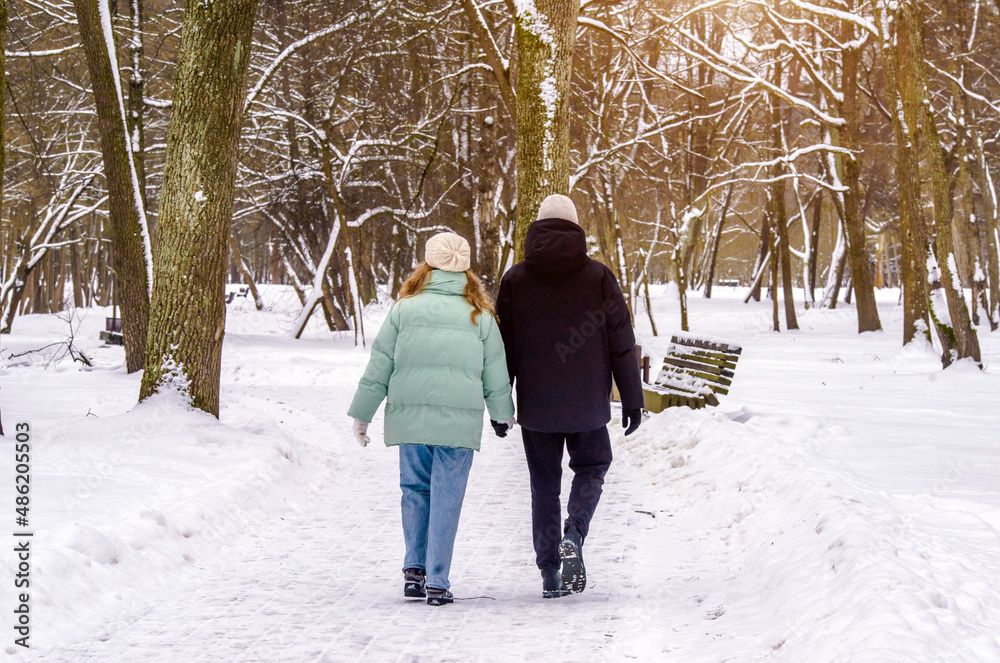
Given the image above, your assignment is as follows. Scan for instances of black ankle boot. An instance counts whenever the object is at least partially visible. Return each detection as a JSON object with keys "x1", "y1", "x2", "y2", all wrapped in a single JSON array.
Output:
[
  {"x1": 426, "y1": 587, "x2": 454, "y2": 606},
  {"x1": 559, "y1": 527, "x2": 586, "y2": 593},
  {"x1": 541, "y1": 568, "x2": 571, "y2": 599},
  {"x1": 403, "y1": 568, "x2": 426, "y2": 598}
]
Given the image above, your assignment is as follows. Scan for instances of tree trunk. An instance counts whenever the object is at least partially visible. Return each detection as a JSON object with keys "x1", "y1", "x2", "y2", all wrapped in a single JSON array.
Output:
[
  {"x1": 839, "y1": 10, "x2": 881, "y2": 332},
  {"x1": 128, "y1": 0, "x2": 147, "y2": 212},
  {"x1": 139, "y1": 0, "x2": 259, "y2": 416},
  {"x1": 948, "y1": 0, "x2": 998, "y2": 330},
  {"x1": 1, "y1": 259, "x2": 27, "y2": 335},
  {"x1": 829, "y1": 245, "x2": 848, "y2": 310},
  {"x1": 897, "y1": 1, "x2": 976, "y2": 364},
  {"x1": 958, "y1": 153, "x2": 996, "y2": 330},
  {"x1": 769, "y1": 77, "x2": 798, "y2": 331},
  {"x1": 643, "y1": 275, "x2": 658, "y2": 337},
  {"x1": 776, "y1": 207, "x2": 798, "y2": 330},
  {"x1": 73, "y1": 0, "x2": 151, "y2": 373},
  {"x1": 875, "y1": 0, "x2": 932, "y2": 348},
  {"x1": 669, "y1": 203, "x2": 707, "y2": 331},
  {"x1": 672, "y1": 29, "x2": 714, "y2": 330},
  {"x1": 95, "y1": 239, "x2": 111, "y2": 307},
  {"x1": 513, "y1": 0, "x2": 580, "y2": 260},
  {"x1": 322, "y1": 268, "x2": 350, "y2": 331},
  {"x1": 808, "y1": 193, "x2": 822, "y2": 305},
  {"x1": 771, "y1": 226, "x2": 781, "y2": 332},
  {"x1": 589, "y1": 177, "x2": 620, "y2": 281},
  {"x1": 21, "y1": 268, "x2": 37, "y2": 315},
  {"x1": 69, "y1": 225, "x2": 85, "y2": 308},
  {"x1": 475, "y1": 115, "x2": 501, "y2": 288},
  {"x1": 0, "y1": 0, "x2": 6, "y2": 362},
  {"x1": 51, "y1": 249, "x2": 67, "y2": 312},
  {"x1": 0, "y1": 0, "x2": 5, "y2": 238},
  {"x1": 749, "y1": 214, "x2": 772, "y2": 302},
  {"x1": 966, "y1": 132, "x2": 1000, "y2": 325},
  {"x1": 922, "y1": 110, "x2": 981, "y2": 363},
  {"x1": 967, "y1": 218, "x2": 989, "y2": 328},
  {"x1": 703, "y1": 185, "x2": 733, "y2": 299}
]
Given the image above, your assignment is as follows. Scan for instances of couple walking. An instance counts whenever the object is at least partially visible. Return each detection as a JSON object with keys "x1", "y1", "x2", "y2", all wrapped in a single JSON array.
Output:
[{"x1": 348, "y1": 194, "x2": 644, "y2": 606}]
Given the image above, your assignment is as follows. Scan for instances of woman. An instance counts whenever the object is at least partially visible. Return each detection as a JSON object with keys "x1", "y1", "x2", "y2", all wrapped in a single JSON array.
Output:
[{"x1": 348, "y1": 232, "x2": 515, "y2": 606}]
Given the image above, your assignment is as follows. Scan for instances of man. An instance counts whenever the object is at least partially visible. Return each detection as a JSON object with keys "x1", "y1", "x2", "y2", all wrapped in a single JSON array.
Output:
[{"x1": 495, "y1": 193, "x2": 643, "y2": 598}]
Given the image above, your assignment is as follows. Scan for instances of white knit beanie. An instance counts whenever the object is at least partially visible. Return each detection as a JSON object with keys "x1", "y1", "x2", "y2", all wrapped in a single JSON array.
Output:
[
  {"x1": 424, "y1": 232, "x2": 471, "y2": 272},
  {"x1": 536, "y1": 194, "x2": 579, "y2": 224}
]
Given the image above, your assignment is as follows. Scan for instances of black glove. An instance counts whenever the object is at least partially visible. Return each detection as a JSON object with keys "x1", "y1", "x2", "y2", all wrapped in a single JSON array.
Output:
[
  {"x1": 622, "y1": 408, "x2": 642, "y2": 436},
  {"x1": 490, "y1": 419, "x2": 510, "y2": 437}
]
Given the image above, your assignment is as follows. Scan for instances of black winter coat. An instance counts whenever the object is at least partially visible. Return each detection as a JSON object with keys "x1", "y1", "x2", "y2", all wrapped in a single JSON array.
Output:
[{"x1": 496, "y1": 218, "x2": 643, "y2": 433}]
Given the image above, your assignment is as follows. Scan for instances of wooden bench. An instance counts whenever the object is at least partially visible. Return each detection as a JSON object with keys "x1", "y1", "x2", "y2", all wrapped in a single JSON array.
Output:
[
  {"x1": 226, "y1": 286, "x2": 249, "y2": 304},
  {"x1": 99, "y1": 317, "x2": 124, "y2": 346},
  {"x1": 642, "y1": 334, "x2": 742, "y2": 412}
]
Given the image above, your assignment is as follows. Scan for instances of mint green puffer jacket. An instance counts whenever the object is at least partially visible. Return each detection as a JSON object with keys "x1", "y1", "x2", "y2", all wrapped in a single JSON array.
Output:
[{"x1": 347, "y1": 270, "x2": 514, "y2": 450}]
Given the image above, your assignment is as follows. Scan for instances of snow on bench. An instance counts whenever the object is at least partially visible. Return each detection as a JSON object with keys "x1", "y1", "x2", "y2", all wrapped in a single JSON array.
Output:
[{"x1": 643, "y1": 335, "x2": 742, "y2": 412}]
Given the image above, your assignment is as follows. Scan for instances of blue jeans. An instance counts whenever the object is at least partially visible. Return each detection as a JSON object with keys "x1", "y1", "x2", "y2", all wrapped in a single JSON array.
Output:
[{"x1": 399, "y1": 444, "x2": 474, "y2": 591}]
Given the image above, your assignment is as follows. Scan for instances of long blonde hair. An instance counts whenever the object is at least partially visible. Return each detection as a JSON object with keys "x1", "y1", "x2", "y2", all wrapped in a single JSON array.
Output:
[{"x1": 398, "y1": 263, "x2": 497, "y2": 326}]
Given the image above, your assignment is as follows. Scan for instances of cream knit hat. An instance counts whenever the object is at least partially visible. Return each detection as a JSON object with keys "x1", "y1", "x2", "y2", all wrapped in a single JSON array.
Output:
[
  {"x1": 536, "y1": 194, "x2": 579, "y2": 224},
  {"x1": 424, "y1": 232, "x2": 471, "y2": 272}
]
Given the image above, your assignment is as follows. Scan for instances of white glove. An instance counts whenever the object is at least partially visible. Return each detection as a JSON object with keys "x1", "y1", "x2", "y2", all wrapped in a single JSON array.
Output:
[
  {"x1": 353, "y1": 419, "x2": 371, "y2": 447},
  {"x1": 505, "y1": 415, "x2": 517, "y2": 428}
]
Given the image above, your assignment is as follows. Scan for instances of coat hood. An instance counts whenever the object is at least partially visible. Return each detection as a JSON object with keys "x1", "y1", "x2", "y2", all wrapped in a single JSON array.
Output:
[{"x1": 524, "y1": 218, "x2": 590, "y2": 278}]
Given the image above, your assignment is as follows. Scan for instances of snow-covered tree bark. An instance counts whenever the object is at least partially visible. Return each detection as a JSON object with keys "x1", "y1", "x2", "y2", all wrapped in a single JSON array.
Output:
[
  {"x1": 139, "y1": 0, "x2": 259, "y2": 416},
  {"x1": 513, "y1": 0, "x2": 580, "y2": 260},
  {"x1": 964, "y1": 130, "x2": 1000, "y2": 328},
  {"x1": 72, "y1": 0, "x2": 153, "y2": 373},
  {"x1": 838, "y1": 5, "x2": 881, "y2": 333},
  {"x1": 127, "y1": 0, "x2": 147, "y2": 211},
  {"x1": 875, "y1": 0, "x2": 979, "y2": 365},
  {"x1": 873, "y1": 0, "x2": 933, "y2": 350},
  {"x1": 914, "y1": 41, "x2": 981, "y2": 363}
]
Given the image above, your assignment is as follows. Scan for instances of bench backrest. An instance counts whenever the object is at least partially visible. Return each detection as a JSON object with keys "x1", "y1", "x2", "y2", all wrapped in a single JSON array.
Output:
[{"x1": 653, "y1": 334, "x2": 742, "y2": 406}]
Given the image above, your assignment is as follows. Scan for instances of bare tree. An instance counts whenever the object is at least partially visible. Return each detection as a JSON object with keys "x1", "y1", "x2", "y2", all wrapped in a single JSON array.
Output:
[
  {"x1": 140, "y1": 0, "x2": 259, "y2": 415},
  {"x1": 72, "y1": 0, "x2": 153, "y2": 373},
  {"x1": 873, "y1": 0, "x2": 981, "y2": 365}
]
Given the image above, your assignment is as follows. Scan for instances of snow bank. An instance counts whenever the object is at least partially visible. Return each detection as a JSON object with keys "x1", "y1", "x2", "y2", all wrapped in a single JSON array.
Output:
[
  {"x1": 0, "y1": 285, "x2": 347, "y2": 656},
  {"x1": 0, "y1": 388, "x2": 311, "y2": 653},
  {"x1": 612, "y1": 405, "x2": 1000, "y2": 661}
]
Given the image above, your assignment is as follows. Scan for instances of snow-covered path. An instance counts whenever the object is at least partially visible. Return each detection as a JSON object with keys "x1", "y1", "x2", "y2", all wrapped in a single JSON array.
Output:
[{"x1": 43, "y1": 402, "x2": 664, "y2": 662}]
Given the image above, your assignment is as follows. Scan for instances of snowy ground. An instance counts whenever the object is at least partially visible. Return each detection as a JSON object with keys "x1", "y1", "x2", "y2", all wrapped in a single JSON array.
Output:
[{"x1": 1, "y1": 284, "x2": 998, "y2": 662}]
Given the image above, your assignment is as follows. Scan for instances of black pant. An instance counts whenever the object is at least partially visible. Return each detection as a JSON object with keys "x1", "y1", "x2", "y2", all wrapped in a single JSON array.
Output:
[{"x1": 521, "y1": 426, "x2": 613, "y2": 570}]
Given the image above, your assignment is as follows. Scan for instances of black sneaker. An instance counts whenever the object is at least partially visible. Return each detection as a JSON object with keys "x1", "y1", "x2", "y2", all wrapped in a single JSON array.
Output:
[
  {"x1": 559, "y1": 528, "x2": 586, "y2": 593},
  {"x1": 426, "y1": 587, "x2": 454, "y2": 606},
  {"x1": 404, "y1": 568, "x2": 426, "y2": 598},
  {"x1": 541, "y1": 568, "x2": 571, "y2": 599}
]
